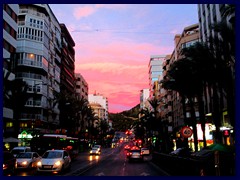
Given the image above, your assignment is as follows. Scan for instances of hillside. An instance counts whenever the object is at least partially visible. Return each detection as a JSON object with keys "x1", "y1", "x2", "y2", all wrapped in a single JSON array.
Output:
[{"x1": 109, "y1": 104, "x2": 140, "y2": 131}]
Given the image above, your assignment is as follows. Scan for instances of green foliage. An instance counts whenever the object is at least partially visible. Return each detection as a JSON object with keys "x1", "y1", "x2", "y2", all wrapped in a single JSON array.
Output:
[{"x1": 109, "y1": 104, "x2": 140, "y2": 131}]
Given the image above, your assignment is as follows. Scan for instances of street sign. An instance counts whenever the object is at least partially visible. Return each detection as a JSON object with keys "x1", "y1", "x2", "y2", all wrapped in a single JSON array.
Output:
[{"x1": 180, "y1": 126, "x2": 193, "y2": 138}]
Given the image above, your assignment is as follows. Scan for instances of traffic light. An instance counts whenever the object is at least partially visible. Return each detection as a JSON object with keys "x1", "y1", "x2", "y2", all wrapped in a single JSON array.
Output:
[{"x1": 223, "y1": 130, "x2": 230, "y2": 137}]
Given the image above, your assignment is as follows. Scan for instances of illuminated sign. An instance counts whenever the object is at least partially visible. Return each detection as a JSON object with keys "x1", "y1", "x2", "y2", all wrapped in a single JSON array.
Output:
[
  {"x1": 18, "y1": 130, "x2": 33, "y2": 139},
  {"x1": 193, "y1": 123, "x2": 213, "y2": 140}
]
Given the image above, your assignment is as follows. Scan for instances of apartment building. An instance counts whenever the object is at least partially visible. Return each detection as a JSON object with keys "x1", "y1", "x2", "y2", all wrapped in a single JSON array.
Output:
[
  {"x1": 15, "y1": 4, "x2": 61, "y2": 136},
  {"x1": 198, "y1": 4, "x2": 235, "y2": 145},
  {"x1": 3, "y1": 4, "x2": 19, "y2": 139},
  {"x1": 75, "y1": 73, "x2": 88, "y2": 101},
  {"x1": 161, "y1": 24, "x2": 200, "y2": 146},
  {"x1": 88, "y1": 93, "x2": 108, "y2": 121},
  {"x1": 140, "y1": 88, "x2": 150, "y2": 110},
  {"x1": 148, "y1": 55, "x2": 166, "y2": 99}
]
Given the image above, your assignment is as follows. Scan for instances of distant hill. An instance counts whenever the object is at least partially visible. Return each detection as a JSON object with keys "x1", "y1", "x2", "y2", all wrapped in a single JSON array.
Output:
[
  {"x1": 121, "y1": 104, "x2": 140, "y2": 118},
  {"x1": 109, "y1": 104, "x2": 140, "y2": 131}
]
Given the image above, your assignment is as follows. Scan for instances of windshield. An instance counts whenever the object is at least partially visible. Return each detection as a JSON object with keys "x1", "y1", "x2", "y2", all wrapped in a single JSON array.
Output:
[
  {"x1": 11, "y1": 149, "x2": 24, "y2": 154},
  {"x1": 42, "y1": 151, "x2": 63, "y2": 159},
  {"x1": 17, "y1": 153, "x2": 32, "y2": 158}
]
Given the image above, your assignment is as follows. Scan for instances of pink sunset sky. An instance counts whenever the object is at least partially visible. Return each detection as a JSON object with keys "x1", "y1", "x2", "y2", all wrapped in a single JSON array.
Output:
[{"x1": 49, "y1": 4, "x2": 198, "y2": 113}]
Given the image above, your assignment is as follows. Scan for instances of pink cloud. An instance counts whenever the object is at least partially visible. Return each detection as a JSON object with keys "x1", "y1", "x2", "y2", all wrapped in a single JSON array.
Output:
[
  {"x1": 73, "y1": 4, "x2": 128, "y2": 20},
  {"x1": 73, "y1": 6, "x2": 96, "y2": 19},
  {"x1": 72, "y1": 32, "x2": 173, "y2": 113}
]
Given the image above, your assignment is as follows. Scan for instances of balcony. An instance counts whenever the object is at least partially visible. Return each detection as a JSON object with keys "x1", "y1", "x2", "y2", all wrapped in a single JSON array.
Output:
[
  {"x1": 17, "y1": 59, "x2": 47, "y2": 70},
  {"x1": 20, "y1": 113, "x2": 47, "y2": 122}
]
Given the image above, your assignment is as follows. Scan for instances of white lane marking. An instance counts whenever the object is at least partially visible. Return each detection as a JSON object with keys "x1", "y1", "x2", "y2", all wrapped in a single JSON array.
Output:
[
  {"x1": 140, "y1": 172, "x2": 150, "y2": 176},
  {"x1": 95, "y1": 172, "x2": 105, "y2": 176}
]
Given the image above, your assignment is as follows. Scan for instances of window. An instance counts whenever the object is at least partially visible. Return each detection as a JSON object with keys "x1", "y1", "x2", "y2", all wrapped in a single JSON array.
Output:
[
  {"x1": 19, "y1": 123, "x2": 28, "y2": 128},
  {"x1": 6, "y1": 122, "x2": 13, "y2": 128}
]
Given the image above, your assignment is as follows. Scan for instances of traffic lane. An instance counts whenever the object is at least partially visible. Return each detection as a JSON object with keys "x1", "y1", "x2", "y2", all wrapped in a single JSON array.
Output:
[
  {"x1": 13, "y1": 147, "x2": 123, "y2": 176},
  {"x1": 79, "y1": 147, "x2": 169, "y2": 176},
  {"x1": 13, "y1": 151, "x2": 98, "y2": 176},
  {"x1": 63, "y1": 147, "x2": 117, "y2": 176}
]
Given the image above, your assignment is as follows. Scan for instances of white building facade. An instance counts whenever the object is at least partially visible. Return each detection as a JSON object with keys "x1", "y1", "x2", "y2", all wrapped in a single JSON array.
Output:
[
  {"x1": 15, "y1": 4, "x2": 61, "y2": 132},
  {"x1": 88, "y1": 93, "x2": 108, "y2": 121}
]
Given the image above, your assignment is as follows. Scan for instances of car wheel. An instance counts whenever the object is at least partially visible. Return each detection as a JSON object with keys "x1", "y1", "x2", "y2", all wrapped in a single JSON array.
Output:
[
  {"x1": 67, "y1": 162, "x2": 71, "y2": 171},
  {"x1": 29, "y1": 163, "x2": 33, "y2": 169},
  {"x1": 11, "y1": 166, "x2": 16, "y2": 175}
]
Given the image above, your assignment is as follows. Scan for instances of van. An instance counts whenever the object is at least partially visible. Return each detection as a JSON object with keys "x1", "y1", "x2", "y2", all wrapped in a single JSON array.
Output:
[{"x1": 10, "y1": 147, "x2": 31, "y2": 157}]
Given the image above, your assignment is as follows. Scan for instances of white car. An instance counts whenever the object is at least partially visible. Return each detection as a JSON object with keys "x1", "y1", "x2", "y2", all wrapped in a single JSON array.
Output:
[
  {"x1": 141, "y1": 148, "x2": 150, "y2": 155},
  {"x1": 11, "y1": 147, "x2": 31, "y2": 158},
  {"x1": 37, "y1": 150, "x2": 71, "y2": 173},
  {"x1": 90, "y1": 147, "x2": 101, "y2": 155},
  {"x1": 16, "y1": 152, "x2": 41, "y2": 169},
  {"x1": 93, "y1": 145, "x2": 101, "y2": 152}
]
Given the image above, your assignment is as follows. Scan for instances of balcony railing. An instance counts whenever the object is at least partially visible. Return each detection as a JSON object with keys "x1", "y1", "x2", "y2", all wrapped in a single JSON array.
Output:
[
  {"x1": 20, "y1": 113, "x2": 47, "y2": 122},
  {"x1": 17, "y1": 59, "x2": 48, "y2": 72}
]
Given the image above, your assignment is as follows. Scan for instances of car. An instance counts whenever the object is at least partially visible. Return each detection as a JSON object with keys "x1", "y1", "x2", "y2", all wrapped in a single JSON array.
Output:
[
  {"x1": 3, "y1": 151, "x2": 17, "y2": 176},
  {"x1": 190, "y1": 149, "x2": 218, "y2": 160},
  {"x1": 90, "y1": 147, "x2": 101, "y2": 155},
  {"x1": 126, "y1": 147, "x2": 143, "y2": 162},
  {"x1": 16, "y1": 152, "x2": 41, "y2": 169},
  {"x1": 93, "y1": 145, "x2": 101, "y2": 152},
  {"x1": 169, "y1": 147, "x2": 193, "y2": 157},
  {"x1": 10, "y1": 147, "x2": 31, "y2": 158},
  {"x1": 37, "y1": 150, "x2": 71, "y2": 174},
  {"x1": 141, "y1": 147, "x2": 150, "y2": 155},
  {"x1": 124, "y1": 145, "x2": 131, "y2": 150}
]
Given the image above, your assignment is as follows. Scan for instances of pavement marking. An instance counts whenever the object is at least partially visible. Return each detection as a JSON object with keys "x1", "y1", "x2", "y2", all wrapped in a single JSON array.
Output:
[
  {"x1": 140, "y1": 172, "x2": 150, "y2": 176},
  {"x1": 95, "y1": 172, "x2": 105, "y2": 176}
]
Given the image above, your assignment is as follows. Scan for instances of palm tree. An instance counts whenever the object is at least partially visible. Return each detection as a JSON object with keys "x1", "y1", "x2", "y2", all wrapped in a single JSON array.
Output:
[
  {"x1": 180, "y1": 42, "x2": 217, "y2": 148},
  {"x1": 162, "y1": 57, "x2": 202, "y2": 151},
  {"x1": 86, "y1": 106, "x2": 98, "y2": 141}
]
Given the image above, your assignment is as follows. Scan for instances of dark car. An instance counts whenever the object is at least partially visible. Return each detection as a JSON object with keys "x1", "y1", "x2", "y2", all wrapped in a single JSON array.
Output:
[
  {"x1": 126, "y1": 147, "x2": 143, "y2": 162},
  {"x1": 169, "y1": 147, "x2": 193, "y2": 157},
  {"x1": 3, "y1": 151, "x2": 17, "y2": 176}
]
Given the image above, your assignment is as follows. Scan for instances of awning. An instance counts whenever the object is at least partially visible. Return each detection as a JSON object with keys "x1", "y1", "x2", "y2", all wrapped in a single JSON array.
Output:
[{"x1": 3, "y1": 137, "x2": 21, "y2": 143}]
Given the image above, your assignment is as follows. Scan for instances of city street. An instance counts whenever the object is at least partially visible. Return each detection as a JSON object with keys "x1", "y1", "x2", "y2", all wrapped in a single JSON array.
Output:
[{"x1": 13, "y1": 142, "x2": 169, "y2": 176}]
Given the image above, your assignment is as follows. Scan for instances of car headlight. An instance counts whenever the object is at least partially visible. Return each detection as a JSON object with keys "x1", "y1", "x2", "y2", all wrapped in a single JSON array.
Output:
[
  {"x1": 54, "y1": 161, "x2": 61, "y2": 167},
  {"x1": 21, "y1": 161, "x2": 28, "y2": 165},
  {"x1": 37, "y1": 161, "x2": 42, "y2": 167}
]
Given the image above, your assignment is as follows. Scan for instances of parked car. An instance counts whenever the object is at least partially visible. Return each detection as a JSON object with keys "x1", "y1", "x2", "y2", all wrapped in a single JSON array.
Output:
[
  {"x1": 16, "y1": 152, "x2": 41, "y2": 169},
  {"x1": 89, "y1": 147, "x2": 101, "y2": 155},
  {"x1": 169, "y1": 147, "x2": 193, "y2": 157},
  {"x1": 126, "y1": 147, "x2": 143, "y2": 162},
  {"x1": 190, "y1": 149, "x2": 214, "y2": 159},
  {"x1": 3, "y1": 151, "x2": 17, "y2": 176},
  {"x1": 141, "y1": 147, "x2": 150, "y2": 155},
  {"x1": 10, "y1": 147, "x2": 31, "y2": 157},
  {"x1": 37, "y1": 150, "x2": 71, "y2": 174}
]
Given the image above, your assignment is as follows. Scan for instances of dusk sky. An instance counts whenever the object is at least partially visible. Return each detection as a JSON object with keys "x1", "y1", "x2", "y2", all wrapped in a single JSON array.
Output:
[{"x1": 49, "y1": 4, "x2": 198, "y2": 113}]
